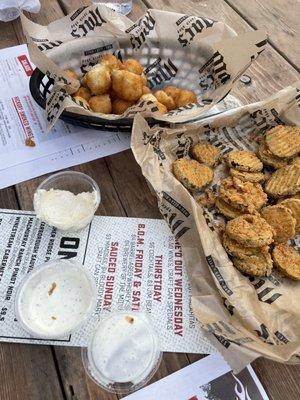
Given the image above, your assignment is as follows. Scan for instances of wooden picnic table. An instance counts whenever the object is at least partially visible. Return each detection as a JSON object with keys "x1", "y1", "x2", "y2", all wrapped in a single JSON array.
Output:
[{"x1": 0, "y1": 0, "x2": 299, "y2": 399}]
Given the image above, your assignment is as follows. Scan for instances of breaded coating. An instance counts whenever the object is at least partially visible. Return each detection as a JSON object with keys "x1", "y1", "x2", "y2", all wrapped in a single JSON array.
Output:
[
  {"x1": 173, "y1": 158, "x2": 213, "y2": 191},
  {"x1": 226, "y1": 214, "x2": 274, "y2": 247},
  {"x1": 227, "y1": 150, "x2": 263, "y2": 172},
  {"x1": 215, "y1": 197, "x2": 245, "y2": 219},
  {"x1": 258, "y1": 139, "x2": 288, "y2": 169},
  {"x1": 292, "y1": 193, "x2": 300, "y2": 199},
  {"x1": 112, "y1": 98, "x2": 134, "y2": 115},
  {"x1": 85, "y1": 64, "x2": 111, "y2": 95},
  {"x1": 98, "y1": 53, "x2": 120, "y2": 70},
  {"x1": 111, "y1": 69, "x2": 143, "y2": 101},
  {"x1": 156, "y1": 102, "x2": 168, "y2": 114},
  {"x1": 219, "y1": 177, "x2": 267, "y2": 213},
  {"x1": 63, "y1": 69, "x2": 79, "y2": 81},
  {"x1": 261, "y1": 205, "x2": 296, "y2": 243},
  {"x1": 229, "y1": 168, "x2": 265, "y2": 183},
  {"x1": 89, "y1": 95, "x2": 112, "y2": 114},
  {"x1": 232, "y1": 252, "x2": 273, "y2": 277},
  {"x1": 265, "y1": 125, "x2": 300, "y2": 158},
  {"x1": 265, "y1": 165, "x2": 300, "y2": 197},
  {"x1": 191, "y1": 143, "x2": 220, "y2": 167},
  {"x1": 279, "y1": 198, "x2": 300, "y2": 234},
  {"x1": 73, "y1": 86, "x2": 91, "y2": 101},
  {"x1": 154, "y1": 90, "x2": 176, "y2": 111},
  {"x1": 197, "y1": 189, "x2": 216, "y2": 208},
  {"x1": 123, "y1": 59, "x2": 144, "y2": 75},
  {"x1": 273, "y1": 244, "x2": 300, "y2": 280},
  {"x1": 81, "y1": 73, "x2": 88, "y2": 88},
  {"x1": 140, "y1": 93, "x2": 157, "y2": 103},
  {"x1": 142, "y1": 86, "x2": 151, "y2": 95},
  {"x1": 73, "y1": 96, "x2": 90, "y2": 108},
  {"x1": 223, "y1": 233, "x2": 269, "y2": 258},
  {"x1": 164, "y1": 85, "x2": 181, "y2": 102},
  {"x1": 141, "y1": 74, "x2": 148, "y2": 86},
  {"x1": 176, "y1": 89, "x2": 197, "y2": 108},
  {"x1": 291, "y1": 157, "x2": 300, "y2": 168}
]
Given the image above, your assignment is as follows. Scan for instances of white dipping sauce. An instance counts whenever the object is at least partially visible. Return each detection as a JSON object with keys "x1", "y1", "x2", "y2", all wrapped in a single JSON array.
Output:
[
  {"x1": 34, "y1": 188, "x2": 98, "y2": 231},
  {"x1": 16, "y1": 260, "x2": 95, "y2": 338},
  {"x1": 88, "y1": 313, "x2": 160, "y2": 385}
]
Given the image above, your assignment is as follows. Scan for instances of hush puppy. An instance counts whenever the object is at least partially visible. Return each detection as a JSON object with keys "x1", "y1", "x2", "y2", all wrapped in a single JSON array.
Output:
[
  {"x1": 89, "y1": 95, "x2": 112, "y2": 114},
  {"x1": 111, "y1": 70, "x2": 143, "y2": 101},
  {"x1": 85, "y1": 64, "x2": 111, "y2": 95}
]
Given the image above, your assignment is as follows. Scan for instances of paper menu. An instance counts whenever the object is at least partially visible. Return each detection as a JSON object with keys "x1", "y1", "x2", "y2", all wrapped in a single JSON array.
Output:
[
  {"x1": 0, "y1": 44, "x2": 130, "y2": 188},
  {"x1": 122, "y1": 354, "x2": 269, "y2": 400},
  {"x1": 0, "y1": 209, "x2": 215, "y2": 354}
]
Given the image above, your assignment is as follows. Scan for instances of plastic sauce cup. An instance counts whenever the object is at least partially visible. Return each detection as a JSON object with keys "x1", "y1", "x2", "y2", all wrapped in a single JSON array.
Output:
[
  {"x1": 15, "y1": 259, "x2": 96, "y2": 339},
  {"x1": 82, "y1": 311, "x2": 162, "y2": 394}
]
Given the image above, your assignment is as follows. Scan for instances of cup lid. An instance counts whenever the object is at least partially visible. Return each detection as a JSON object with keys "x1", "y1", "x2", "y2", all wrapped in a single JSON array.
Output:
[{"x1": 82, "y1": 311, "x2": 162, "y2": 394}]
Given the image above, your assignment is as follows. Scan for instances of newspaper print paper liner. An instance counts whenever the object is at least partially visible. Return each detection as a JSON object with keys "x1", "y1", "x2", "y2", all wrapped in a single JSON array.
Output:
[
  {"x1": 131, "y1": 81, "x2": 300, "y2": 371},
  {"x1": 21, "y1": 5, "x2": 266, "y2": 129}
]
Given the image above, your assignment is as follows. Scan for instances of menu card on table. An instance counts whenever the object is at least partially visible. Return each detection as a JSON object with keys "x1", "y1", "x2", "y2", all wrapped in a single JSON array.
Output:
[
  {"x1": 0, "y1": 44, "x2": 130, "y2": 189},
  {"x1": 0, "y1": 209, "x2": 215, "y2": 354},
  {"x1": 123, "y1": 354, "x2": 269, "y2": 400}
]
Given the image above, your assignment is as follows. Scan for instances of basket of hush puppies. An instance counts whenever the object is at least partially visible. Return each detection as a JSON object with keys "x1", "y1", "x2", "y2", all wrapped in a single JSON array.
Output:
[
  {"x1": 132, "y1": 83, "x2": 300, "y2": 367},
  {"x1": 22, "y1": 5, "x2": 266, "y2": 130}
]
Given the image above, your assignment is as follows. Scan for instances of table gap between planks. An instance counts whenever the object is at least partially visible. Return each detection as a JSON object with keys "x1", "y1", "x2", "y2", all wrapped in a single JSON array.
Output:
[{"x1": 0, "y1": 0, "x2": 299, "y2": 399}]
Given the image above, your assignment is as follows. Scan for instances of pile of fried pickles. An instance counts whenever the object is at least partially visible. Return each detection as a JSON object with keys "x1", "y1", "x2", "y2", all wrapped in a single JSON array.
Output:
[
  {"x1": 64, "y1": 54, "x2": 197, "y2": 115},
  {"x1": 173, "y1": 125, "x2": 300, "y2": 280}
]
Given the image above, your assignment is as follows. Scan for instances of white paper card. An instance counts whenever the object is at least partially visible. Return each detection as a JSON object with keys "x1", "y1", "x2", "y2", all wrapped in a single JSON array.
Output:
[
  {"x1": 123, "y1": 354, "x2": 269, "y2": 400},
  {"x1": 0, "y1": 209, "x2": 215, "y2": 354}
]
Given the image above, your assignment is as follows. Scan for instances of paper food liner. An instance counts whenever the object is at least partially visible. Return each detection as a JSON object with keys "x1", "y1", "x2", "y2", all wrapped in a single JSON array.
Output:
[
  {"x1": 131, "y1": 82, "x2": 300, "y2": 371},
  {"x1": 21, "y1": 5, "x2": 267, "y2": 129}
]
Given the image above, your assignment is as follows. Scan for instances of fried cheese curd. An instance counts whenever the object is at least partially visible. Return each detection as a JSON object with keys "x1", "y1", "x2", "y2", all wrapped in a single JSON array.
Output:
[
  {"x1": 89, "y1": 95, "x2": 112, "y2": 114},
  {"x1": 123, "y1": 59, "x2": 144, "y2": 75},
  {"x1": 140, "y1": 94, "x2": 167, "y2": 114},
  {"x1": 111, "y1": 69, "x2": 143, "y2": 102},
  {"x1": 112, "y1": 99, "x2": 134, "y2": 115},
  {"x1": 98, "y1": 53, "x2": 120, "y2": 70},
  {"x1": 69, "y1": 55, "x2": 198, "y2": 115},
  {"x1": 73, "y1": 86, "x2": 91, "y2": 101},
  {"x1": 85, "y1": 64, "x2": 111, "y2": 95}
]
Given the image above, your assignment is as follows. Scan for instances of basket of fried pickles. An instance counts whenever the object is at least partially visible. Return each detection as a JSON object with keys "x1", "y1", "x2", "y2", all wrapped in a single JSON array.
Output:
[
  {"x1": 173, "y1": 126, "x2": 300, "y2": 280},
  {"x1": 132, "y1": 83, "x2": 300, "y2": 368}
]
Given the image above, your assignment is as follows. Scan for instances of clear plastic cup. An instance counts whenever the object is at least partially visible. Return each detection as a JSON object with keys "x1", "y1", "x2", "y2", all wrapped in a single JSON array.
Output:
[
  {"x1": 33, "y1": 171, "x2": 100, "y2": 232},
  {"x1": 15, "y1": 259, "x2": 97, "y2": 339},
  {"x1": 82, "y1": 311, "x2": 162, "y2": 394}
]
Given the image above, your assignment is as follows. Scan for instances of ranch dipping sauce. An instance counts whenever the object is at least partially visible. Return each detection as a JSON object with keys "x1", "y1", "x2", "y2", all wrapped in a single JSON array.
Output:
[
  {"x1": 15, "y1": 260, "x2": 96, "y2": 338},
  {"x1": 83, "y1": 312, "x2": 162, "y2": 394},
  {"x1": 34, "y1": 188, "x2": 99, "y2": 232}
]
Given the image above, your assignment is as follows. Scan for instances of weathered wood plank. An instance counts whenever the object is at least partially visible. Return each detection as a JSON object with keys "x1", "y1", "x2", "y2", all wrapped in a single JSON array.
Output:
[
  {"x1": 145, "y1": 0, "x2": 299, "y2": 105},
  {"x1": 0, "y1": 344, "x2": 64, "y2": 400},
  {"x1": 225, "y1": 0, "x2": 300, "y2": 67}
]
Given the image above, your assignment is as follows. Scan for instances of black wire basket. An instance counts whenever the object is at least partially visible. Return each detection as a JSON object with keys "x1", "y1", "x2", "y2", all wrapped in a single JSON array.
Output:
[{"x1": 29, "y1": 67, "x2": 172, "y2": 133}]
